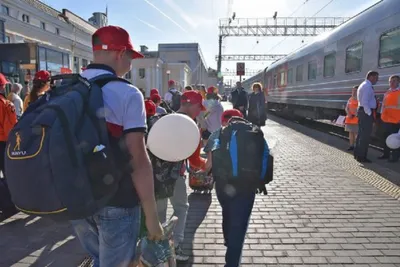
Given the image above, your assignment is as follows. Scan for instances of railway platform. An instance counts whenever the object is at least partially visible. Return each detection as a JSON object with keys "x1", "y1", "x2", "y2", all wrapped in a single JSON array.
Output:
[{"x1": 0, "y1": 111, "x2": 399, "y2": 267}]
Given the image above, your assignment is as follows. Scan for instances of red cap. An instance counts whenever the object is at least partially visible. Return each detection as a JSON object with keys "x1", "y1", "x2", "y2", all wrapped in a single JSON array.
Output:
[
  {"x1": 92, "y1": 26, "x2": 144, "y2": 59},
  {"x1": 221, "y1": 109, "x2": 243, "y2": 124},
  {"x1": 168, "y1": 80, "x2": 175, "y2": 87},
  {"x1": 0, "y1": 73, "x2": 9, "y2": 86},
  {"x1": 145, "y1": 99, "x2": 156, "y2": 117},
  {"x1": 207, "y1": 86, "x2": 216, "y2": 94},
  {"x1": 150, "y1": 93, "x2": 161, "y2": 103},
  {"x1": 34, "y1": 70, "x2": 51, "y2": 81},
  {"x1": 150, "y1": 88, "x2": 159, "y2": 96},
  {"x1": 181, "y1": 91, "x2": 206, "y2": 111}
]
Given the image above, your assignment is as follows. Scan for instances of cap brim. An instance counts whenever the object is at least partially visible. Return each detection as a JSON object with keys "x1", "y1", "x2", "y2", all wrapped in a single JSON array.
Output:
[{"x1": 132, "y1": 50, "x2": 144, "y2": 59}]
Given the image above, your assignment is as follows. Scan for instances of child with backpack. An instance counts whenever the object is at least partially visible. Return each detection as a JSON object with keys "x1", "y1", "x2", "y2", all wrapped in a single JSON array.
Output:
[{"x1": 202, "y1": 108, "x2": 273, "y2": 267}]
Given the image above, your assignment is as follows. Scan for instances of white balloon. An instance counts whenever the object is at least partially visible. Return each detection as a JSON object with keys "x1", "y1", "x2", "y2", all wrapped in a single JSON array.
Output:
[
  {"x1": 147, "y1": 114, "x2": 200, "y2": 162},
  {"x1": 386, "y1": 133, "x2": 400, "y2": 150}
]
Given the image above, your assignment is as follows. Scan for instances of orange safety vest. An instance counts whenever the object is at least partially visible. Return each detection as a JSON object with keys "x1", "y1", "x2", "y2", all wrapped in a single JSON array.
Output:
[
  {"x1": 345, "y1": 97, "x2": 358, "y2": 124},
  {"x1": 381, "y1": 89, "x2": 400, "y2": 124}
]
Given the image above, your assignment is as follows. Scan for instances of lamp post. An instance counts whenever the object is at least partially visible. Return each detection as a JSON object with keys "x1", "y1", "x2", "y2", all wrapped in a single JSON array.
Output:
[{"x1": 166, "y1": 70, "x2": 171, "y2": 81}]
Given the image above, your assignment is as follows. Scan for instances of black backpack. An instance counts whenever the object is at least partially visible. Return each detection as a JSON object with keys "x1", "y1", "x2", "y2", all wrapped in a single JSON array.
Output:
[
  {"x1": 146, "y1": 114, "x2": 183, "y2": 199},
  {"x1": 169, "y1": 90, "x2": 182, "y2": 112},
  {"x1": 211, "y1": 117, "x2": 273, "y2": 194},
  {"x1": 5, "y1": 74, "x2": 125, "y2": 220}
]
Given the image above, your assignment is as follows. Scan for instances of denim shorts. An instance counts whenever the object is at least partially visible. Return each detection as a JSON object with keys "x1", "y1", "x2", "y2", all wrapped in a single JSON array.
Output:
[{"x1": 70, "y1": 206, "x2": 141, "y2": 267}]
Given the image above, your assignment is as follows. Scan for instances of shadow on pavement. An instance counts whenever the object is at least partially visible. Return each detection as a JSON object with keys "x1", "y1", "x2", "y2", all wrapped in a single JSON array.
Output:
[
  {"x1": 0, "y1": 214, "x2": 85, "y2": 267},
  {"x1": 179, "y1": 193, "x2": 211, "y2": 267},
  {"x1": 267, "y1": 114, "x2": 400, "y2": 186}
]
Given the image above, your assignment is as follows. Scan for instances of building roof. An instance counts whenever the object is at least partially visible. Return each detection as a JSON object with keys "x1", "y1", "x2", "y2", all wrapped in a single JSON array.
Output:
[{"x1": 21, "y1": 0, "x2": 98, "y2": 34}]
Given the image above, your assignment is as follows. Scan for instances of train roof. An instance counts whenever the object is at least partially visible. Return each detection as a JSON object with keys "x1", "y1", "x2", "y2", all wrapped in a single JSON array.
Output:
[{"x1": 266, "y1": 0, "x2": 398, "y2": 71}]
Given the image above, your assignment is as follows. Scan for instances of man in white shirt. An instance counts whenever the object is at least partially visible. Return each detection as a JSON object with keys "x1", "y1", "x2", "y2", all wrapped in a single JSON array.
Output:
[
  {"x1": 164, "y1": 80, "x2": 181, "y2": 111},
  {"x1": 354, "y1": 71, "x2": 379, "y2": 163},
  {"x1": 9, "y1": 83, "x2": 23, "y2": 118}
]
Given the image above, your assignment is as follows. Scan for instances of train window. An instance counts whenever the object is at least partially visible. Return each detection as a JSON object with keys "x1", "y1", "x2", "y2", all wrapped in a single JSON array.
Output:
[
  {"x1": 345, "y1": 42, "x2": 363, "y2": 73},
  {"x1": 379, "y1": 27, "x2": 400, "y2": 68},
  {"x1": 273, "y1": 75, "x2": 277, "y2": 88},
  {"x1": 324, "y1": 52, "x2": 336, "y2": 78},
  {"x1": 308, "y1": 61, "x2": 317, "y2": 80},
  {"x1": 279, "y1": 71, "x2": 286, "y2": 86},
  {"x1": 296, "y1": 65, "x2": 303, "y2": 82},
  {"x1": 287, "y1": 68, "x2": 293, "y2": 84}
]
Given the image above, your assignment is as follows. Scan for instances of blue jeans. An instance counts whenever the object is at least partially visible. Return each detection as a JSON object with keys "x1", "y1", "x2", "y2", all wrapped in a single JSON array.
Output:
[
  {"x1": 215, "y1": 182, "x2": 255, "y2": 267},
  {"x1": 70, "y1": 206, "x2": 141, "y2": 267}
]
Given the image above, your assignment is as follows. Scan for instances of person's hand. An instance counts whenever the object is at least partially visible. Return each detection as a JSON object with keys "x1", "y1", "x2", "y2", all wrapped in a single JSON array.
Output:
[{"x1": 146, "y1": 218, "x2": 164, "y2": 241}]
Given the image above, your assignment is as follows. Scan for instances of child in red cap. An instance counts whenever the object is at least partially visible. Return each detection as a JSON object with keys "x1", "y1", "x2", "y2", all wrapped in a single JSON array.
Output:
[
  {"x1": 144, "y1": 99, "x2": 156, "y2": 119},
  {"x1": 202, "y1": 108, "x2": 256, "y2": 267}
]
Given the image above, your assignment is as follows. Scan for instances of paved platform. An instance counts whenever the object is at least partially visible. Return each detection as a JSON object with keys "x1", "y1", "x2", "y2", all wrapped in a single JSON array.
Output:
[{"x1": 1, "y1": 109, "x2": 400, "y2": 266}]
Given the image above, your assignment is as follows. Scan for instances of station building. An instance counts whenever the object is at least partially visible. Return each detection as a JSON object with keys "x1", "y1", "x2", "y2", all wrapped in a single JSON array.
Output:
[
  {"x1": 0, "y1": 0, "x2": 106, "y2": 85},
  {"x1": 130, "y1": 43, "x2": 218, "y2": 96}
]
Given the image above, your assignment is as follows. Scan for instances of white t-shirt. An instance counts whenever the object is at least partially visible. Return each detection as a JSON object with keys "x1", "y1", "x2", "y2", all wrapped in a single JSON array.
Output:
[
  {"x1": 9, "y1": 92, "x2": 23, "y2": 117},
  {"x1": 81, "y1": 67, "x2": 146, "y2": 135}
]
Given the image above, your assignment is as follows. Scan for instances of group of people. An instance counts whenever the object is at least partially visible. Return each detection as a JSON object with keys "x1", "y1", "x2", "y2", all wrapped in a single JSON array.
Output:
[
  {"x1": 230, "y1": 81, "x2": 267, "y2": 127},
  {"x1": 344, "y1": 71, "x2": 400, "y2": 163},
  {"x1": 0, "y1": 24, "x2": 268, "y2": 267}
]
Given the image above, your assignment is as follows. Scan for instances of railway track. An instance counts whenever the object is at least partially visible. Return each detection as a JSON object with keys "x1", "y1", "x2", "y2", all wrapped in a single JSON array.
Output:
[{"x1": 268, "y1": 110, "x2": 384, "y2": 151}]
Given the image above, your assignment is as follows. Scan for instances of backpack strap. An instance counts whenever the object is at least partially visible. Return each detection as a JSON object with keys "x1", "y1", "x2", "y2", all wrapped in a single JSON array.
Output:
[{"x1": 91, "y1": 75, "x2": 132, "y2": 88}]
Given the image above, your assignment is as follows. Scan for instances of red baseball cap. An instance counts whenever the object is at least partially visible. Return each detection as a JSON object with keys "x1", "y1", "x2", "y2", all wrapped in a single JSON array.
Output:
[
  {"x1": 150, "y1": 88, "x2": 159, "y2": 96},
  {"x1": 150, "y1": 93, "x2": 161, "y2": 103},
  {"x1": 207, "y1": 86, "x2": 216, "y2": 94},
  {"x1": 168, "y1": 80, "x2": 175, "y2": 87},
  {"x1": 144, "y1": 99, "x2": 156, "y2": 116},
  {"x1": 34, "y1": 70, "x2": 51, "y2": 81},
  {"x1": 0, "y1": 73, "x2": 9, "y2": 86},
  {"x1": 181, "y1": 91, "x2": 206, "y2": 111},
  {"x1": 221, "y1": 109, "x2": 243, "y2": 124},
  {"x1": 92, "y1": 26, "x2": 144, "y2": 59}
]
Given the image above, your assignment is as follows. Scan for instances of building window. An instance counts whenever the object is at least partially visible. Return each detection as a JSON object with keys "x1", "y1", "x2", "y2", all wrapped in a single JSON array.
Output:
[
  {"x1": 1, "y1": 5, "x2": 9, "y2": 15},
  {"x1": 38, "y1": 47, "x2": 47, "y2": 70},
  {"x1": 379, "y1": 27, "x2": 400, "y2": 68},
  {"x1": 0, "y1": 20, "x2": 4, "y2": 43},
  {"x1": 63, "y1": 54, "x2": 69, "y2": 68},
  {"x1": 46, "y1": 49, "x2": 63, "y2": 74},
  {"x1": 22, "y1": 14, "x2": 30, "y2": 23},
  {"x1": 5, "y1": 35, "x2": 10, "y2": 43},
  {"x1": 287, "y1": 68, "x2": 293, "y2": 84},
  {"x1": 40, "y1": 22, "x2": 46, "y2": 30},
  {"x1": 296, "y1": 64, "x2": 303, "y2": 82},
  {"x1": 139, "y1": 68, "x2": 145, "y2": 79},
  {"x1": 308, "y1": 61, "x2": 317, "y2": 80},
  {"x1": 56, "y1": 28, "x2": 60, "y2": 35},
  {"x1": 74, "y1": 57, "x2": 80, "y2": 73},
  {"x1": 323, "y1": 52, "x2": 336, "y2": 78},
  {"x1": 345, "y1": 42, "x2": 363, "y2": 73},
  {"x1": 125, "y1": 72, "x2": 132, "y2": 80},
  {"x1": 82, "y1": 59, "x2": 88, "y2": 69}
]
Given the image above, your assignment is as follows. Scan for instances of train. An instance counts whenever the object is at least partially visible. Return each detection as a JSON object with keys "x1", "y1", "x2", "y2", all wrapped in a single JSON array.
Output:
[{"x1": 242, "y1": 0, "x2": 400, "y2": 121}]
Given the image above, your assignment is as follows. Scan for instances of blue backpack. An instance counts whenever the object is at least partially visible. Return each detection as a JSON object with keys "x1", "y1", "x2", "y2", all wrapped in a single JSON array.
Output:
[
  {"x1": 5, "y1": 73, "x2": 128, "y2": 220},
  {"x1": 211, "y1": 117, "x2": 273, "y2": 194}
]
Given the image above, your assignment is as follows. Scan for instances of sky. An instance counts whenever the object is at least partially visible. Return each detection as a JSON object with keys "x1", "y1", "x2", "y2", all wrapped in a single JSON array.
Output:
[{"x1": 44, "y1": 0, "x2": 380, "y2": 82}]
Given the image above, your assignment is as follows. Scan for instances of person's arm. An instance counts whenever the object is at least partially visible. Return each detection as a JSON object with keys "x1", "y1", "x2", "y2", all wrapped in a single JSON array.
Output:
[{"x1": 122, "y1": 88, "x2": 163, "y2": 240}]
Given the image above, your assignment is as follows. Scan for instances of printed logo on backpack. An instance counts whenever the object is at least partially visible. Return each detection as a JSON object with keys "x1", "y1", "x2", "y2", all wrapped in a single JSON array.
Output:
[
  {"x1": 5, "y1": 73, "x2": 129, "y2": 220},
  {"x1": 211, "y1": 117, "x2": 273, "y2": 193}
]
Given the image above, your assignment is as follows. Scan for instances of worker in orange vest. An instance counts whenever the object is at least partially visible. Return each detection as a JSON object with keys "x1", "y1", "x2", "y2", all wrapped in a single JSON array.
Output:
[
  {"x1": 345, "y1": 85, "x2": 359, "y2": 151},
  {"x1": 378, "y1": 75, "x2": 400, "y2": 162}
]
